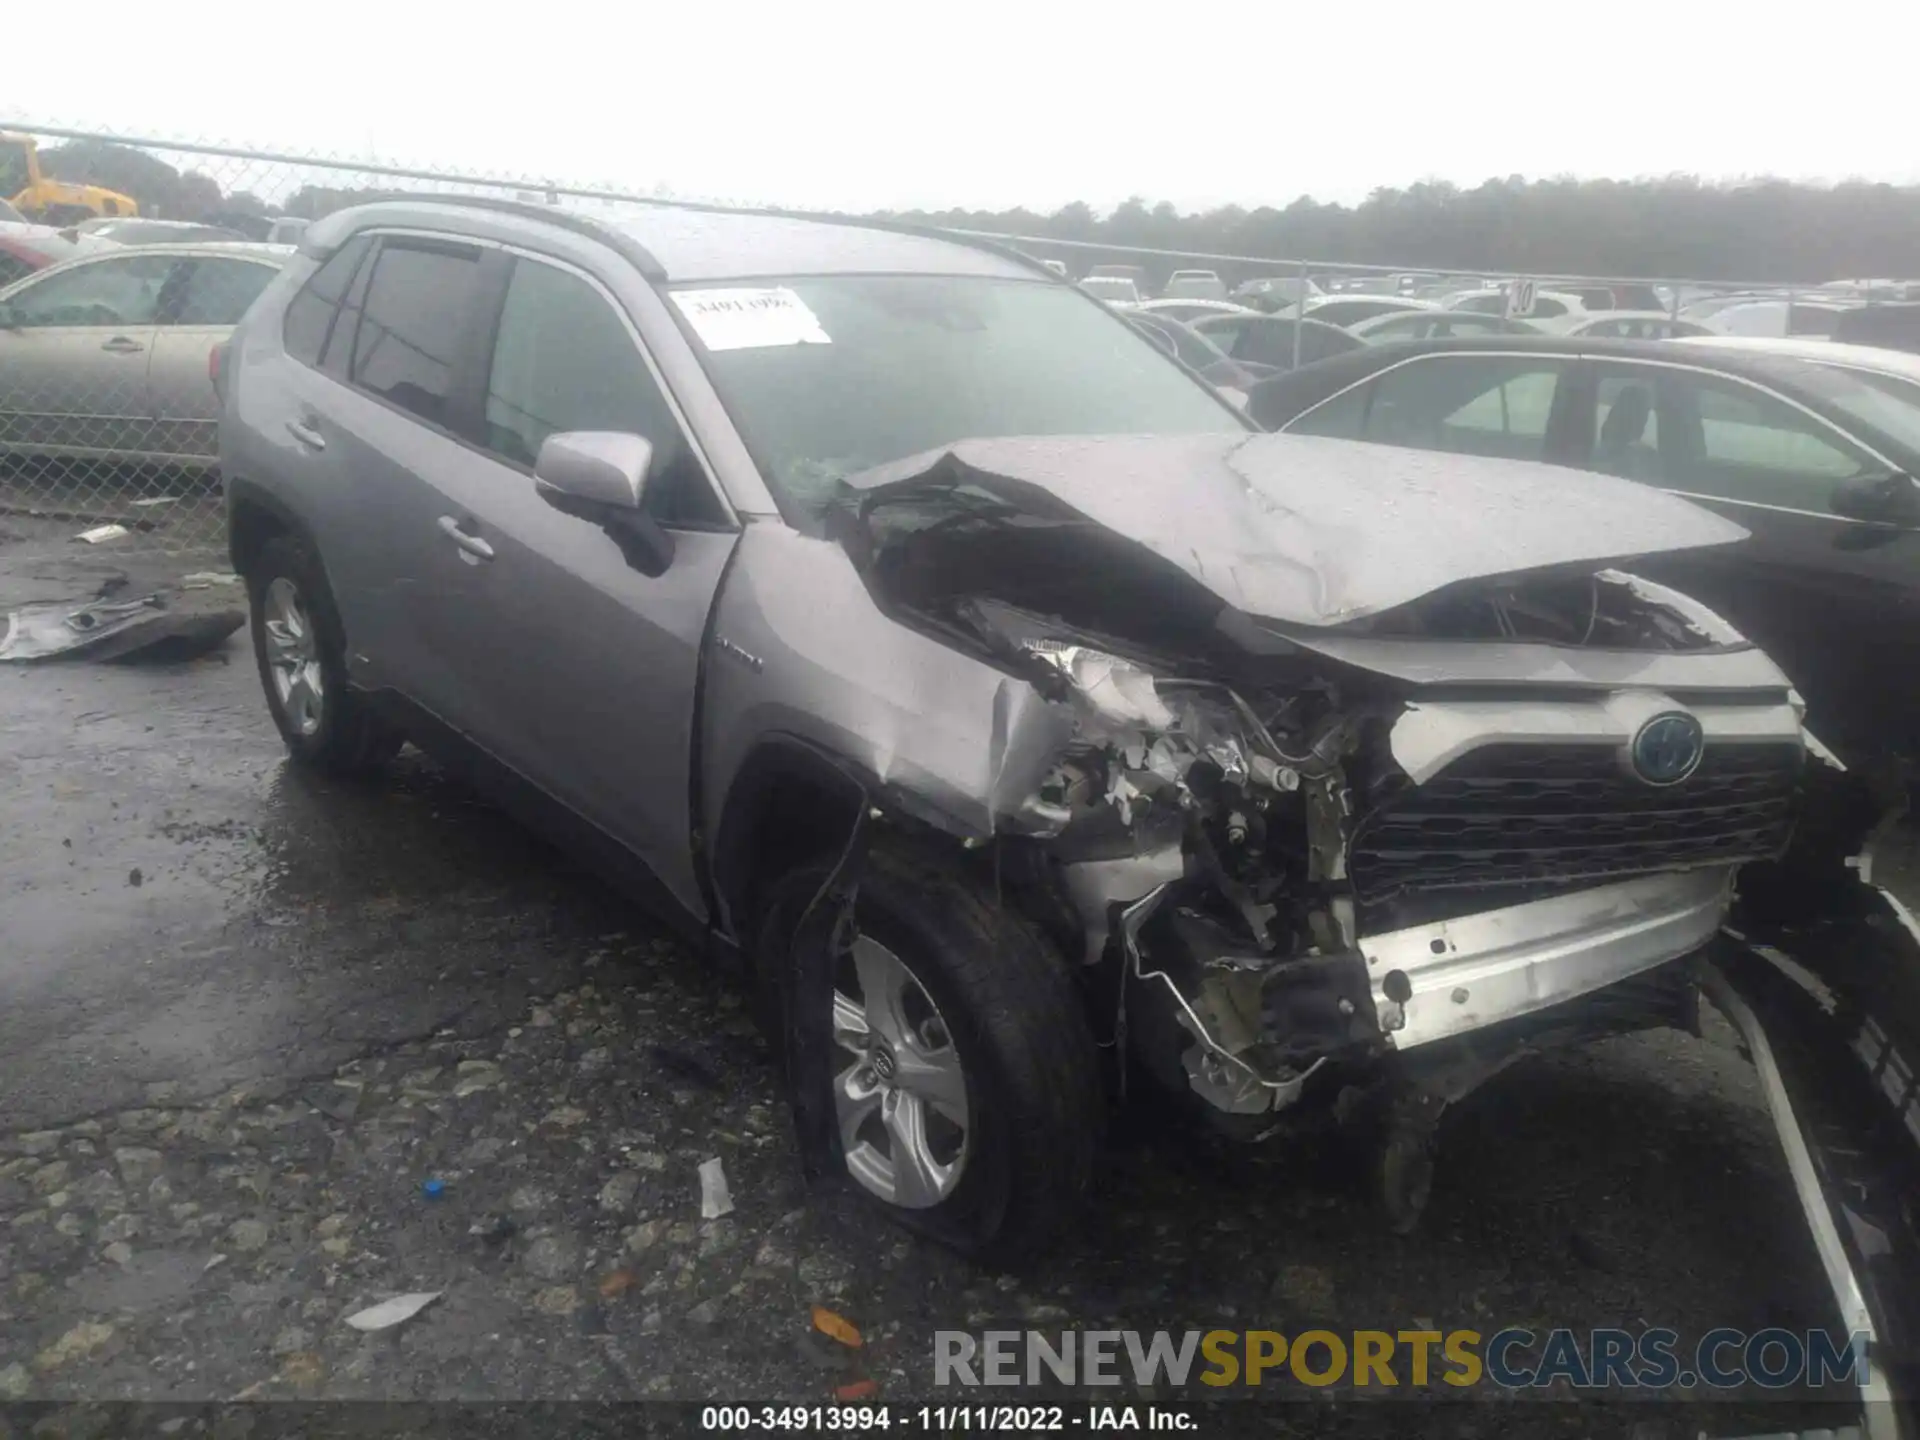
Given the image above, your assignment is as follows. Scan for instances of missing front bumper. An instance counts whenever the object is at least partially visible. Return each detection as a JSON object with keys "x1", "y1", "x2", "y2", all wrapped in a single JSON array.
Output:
[{"x1": 1359, "y1": 866, "x2": 1735, "y2": 1049}]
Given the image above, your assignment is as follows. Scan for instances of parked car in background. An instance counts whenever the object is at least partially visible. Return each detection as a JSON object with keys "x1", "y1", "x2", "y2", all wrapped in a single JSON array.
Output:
[
  {"x1": 0, "y1": 221, "x2": 119, "y2": 288},
  {"x1": 1161, "y1": 268, "x2": 1228, "y2": 301},
  {"x1": 1536, "y1": 311, "x2": 1714, "y2": 339},
  {"x1": 1121, "y1": 310, "x2": 1258, "y2": 397},
  {"x1": 1444, "y1": 287, "x2": 1588, "y2": 322},
  {"x1": 1246, "y1": 334, "x2": 1920, "y2": 777},
  {"x1": 1232, "y1": 275, "x2": 1321, "y2": 311},
  {"x1": 73, "y1": 217, "x2": 252, "y2": 246},
  {"x1": 1080, "y1": 275, "x2": 1142, "y2": 306},
  {"x1": 1680, "y1": 291, "x2": 1788, "y2": 323},
  {"x1": 0, "y1": 242, "x2": 290, "y2": 469},
  {"x1": 267, "y1": 217, "x2": 312, "y2": 247},
  {"x1": 1830, "y1": 303, "x2": 1920, "y2": 356},
  {"x1": 1289, "y1": 295, "x2": 1439, "y2": 327},
  {"x1": 1086, "y1": 262, "x2": 1151, "y2": 295},
  {"x1": 221, "y1": 195, "x2": 1849, "y2": 1280},
  {"x1": 1706, "y1": 299, "x2": 1855, "y2": 339},
  {"x1": 1132, "y1": 297, "x2": 1254, "y2": 325},
  {"x1": 1347, "y1": 309, "x2": 1538, "y2": 342},
  {"x1": 1191, "y1": 311, "x2": 1367, "y2": 373}
]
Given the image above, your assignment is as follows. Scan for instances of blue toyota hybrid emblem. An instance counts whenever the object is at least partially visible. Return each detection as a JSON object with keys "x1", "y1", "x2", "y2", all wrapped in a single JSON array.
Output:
[{"x1": 1631, "y1": 712, "x2": 1706, "y2": 786}]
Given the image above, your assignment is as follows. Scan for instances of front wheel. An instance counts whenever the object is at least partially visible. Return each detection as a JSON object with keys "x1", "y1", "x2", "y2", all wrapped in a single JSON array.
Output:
[{"x1": 756, "y1": 839, "x2": 1104, "y2": 1267}]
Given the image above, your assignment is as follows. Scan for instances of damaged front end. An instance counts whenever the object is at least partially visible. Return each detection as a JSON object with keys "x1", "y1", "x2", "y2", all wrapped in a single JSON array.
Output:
[{"x1": 827, "y1": 435, "x2": 1808, "y2": 1164}]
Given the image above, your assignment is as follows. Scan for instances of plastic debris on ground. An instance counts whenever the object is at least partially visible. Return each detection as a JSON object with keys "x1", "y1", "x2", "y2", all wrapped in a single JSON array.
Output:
[
  {"x1": 0, "y1": 594, "x2": 243, "y2": 664},
  {"x1": 74, "y1": 524, "x2": 131, "y2": 544},
  {"x1": 698, "y1": 1156, "x2": 734, "y2": 1219},
  {"x1": 811, "y1": 1305, "x2": 863, "y2": 1348},
  {"x1": 342, "y1": 1292, "x2": 442, "y2": 1332},
  {"x1": 420, "y1": 1178, "x2": 446, "y2": 1200},
  {"x1": 181, "y1": 572, "x2": 242, "y2": 589}
]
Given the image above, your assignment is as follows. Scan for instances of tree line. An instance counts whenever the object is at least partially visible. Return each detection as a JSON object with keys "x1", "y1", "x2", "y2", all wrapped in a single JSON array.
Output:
[{"x1": 36, "y1": 140, "x2": 1920, "y2": 283}]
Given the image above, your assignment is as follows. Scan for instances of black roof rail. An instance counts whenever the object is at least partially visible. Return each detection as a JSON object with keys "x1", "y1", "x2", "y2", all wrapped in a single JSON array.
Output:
[
  {"x1": 317, "y1": 190, "x2": 1061, "y2": 286},
  {"x1": 320, "y1": 191, "x2": 669, "y2": 281}
]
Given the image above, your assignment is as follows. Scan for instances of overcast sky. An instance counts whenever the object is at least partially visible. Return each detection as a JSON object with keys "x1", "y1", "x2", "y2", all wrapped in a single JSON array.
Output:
[{"x1": 8, "y1": 0, "x2": 1919, "y2": 215}]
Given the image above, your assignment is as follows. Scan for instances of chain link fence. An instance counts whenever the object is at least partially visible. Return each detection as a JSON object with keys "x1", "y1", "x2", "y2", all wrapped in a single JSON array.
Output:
[{"x1": 0, "y1": 120, "x2": 1829, "y2": 559}]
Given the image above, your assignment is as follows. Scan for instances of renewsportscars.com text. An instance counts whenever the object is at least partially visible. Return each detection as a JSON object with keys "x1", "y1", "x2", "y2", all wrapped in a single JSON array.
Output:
[{"x1": 934, "y1": 1328, "x2": 1872, "y2": 1391}]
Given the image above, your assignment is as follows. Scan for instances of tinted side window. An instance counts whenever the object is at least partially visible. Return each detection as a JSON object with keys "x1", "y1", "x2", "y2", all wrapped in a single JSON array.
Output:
[
  {"x1": 1529, "y1": 297, "x2": 1568, "y2": 318},
  {"x1": 281, "y1": 235, "x2": 371, "y2": 367},
  {"x1": 1320, "y1": 356, "x2": 1565, "y2": 462},
  {"x1": 350, "y1": 241, "x2": 482, "y2": 428},
  {"x1": 1664, "y1": 372, "x2": 1872, "y2": 508},
  {"x1": 484, "y1": 258, "x2": 723, "y2": 526},
  {"x1": 168, "y1": 259, "x2": 278, "y2": 326},
  {"x1": 7, "y1": 254, "x2": 176, "y2": 328}
]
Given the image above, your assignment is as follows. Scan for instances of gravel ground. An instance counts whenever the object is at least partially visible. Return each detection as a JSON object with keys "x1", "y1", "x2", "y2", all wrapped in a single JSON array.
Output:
[{"x1": 0, "y1": 535, "x2": 1895, "y2": 1434}]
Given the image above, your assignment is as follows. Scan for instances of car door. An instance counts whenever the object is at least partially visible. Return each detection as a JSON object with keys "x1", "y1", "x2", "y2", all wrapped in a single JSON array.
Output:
[
  {"x1": 1283, "y1": 351, "x2": 1583, "y2": 465},
  {"x1": 0, "y1": 251, "x2": 176, "y2": 458},
  {"x1": 145, "y1": 254, "x2": 281, "y2": 462},
  {"x1": 299, "y1": 233, "x2": 501, "y2": 731},
  {"x1": 398, "y1": 250, "x2": 739, "y2": 919},
  {"x1": 1574, "y1": 359, "x2": 1920, "y2": 765}
]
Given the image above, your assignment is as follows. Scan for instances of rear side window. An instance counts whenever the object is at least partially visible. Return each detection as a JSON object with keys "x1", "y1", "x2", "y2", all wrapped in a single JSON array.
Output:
[
  {"x1": 349, "y1": 241, "x2": 483, "y2": 427},
  {"x1": 1289, "y1": 355, "x2": 1567, "y2": 463},
  {"x1": 168, "y1": 259, "x2": 278, "y2": 326},
  {"x1": 281, "y1": 236, "x2": 371, "y2": 367}
]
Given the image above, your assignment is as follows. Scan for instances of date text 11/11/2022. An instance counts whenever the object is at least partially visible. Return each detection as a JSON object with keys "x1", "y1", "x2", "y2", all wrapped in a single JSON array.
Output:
[{"x1": 700, "y1": 1406, "x2": 1197, "y2": 1431}]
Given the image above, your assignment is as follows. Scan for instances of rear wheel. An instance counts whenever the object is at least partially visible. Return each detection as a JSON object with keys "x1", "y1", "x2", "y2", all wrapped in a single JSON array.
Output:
[
  {"x1": 756, "y1": 838, "x2": 1104, "y2": 1266},
  {"x1": 246, "y1": 534, "x2": 403, "y2": 776}
]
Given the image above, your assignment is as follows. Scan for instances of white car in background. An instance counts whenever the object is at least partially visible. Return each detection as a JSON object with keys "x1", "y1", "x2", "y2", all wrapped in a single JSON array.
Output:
[
  {"x1": 1444, "y1": 287, "x2": 1589, "y2": 322},
  {"x1": 1704, "y1": 298, "x2": 1854, "y2": 339},
  {"x1": 1161, "y1": 268, "x2": 1229, "y2": 301},
  {"x1": 1533, "y1": 311, "x2": 1714, "y2": 339},
  {"x1": 1079, "y1": 275, "x2": 1142, "y2": 306},
  {"x1": 1132, "y1": 297, "x2": 1255, "y2": 325}
]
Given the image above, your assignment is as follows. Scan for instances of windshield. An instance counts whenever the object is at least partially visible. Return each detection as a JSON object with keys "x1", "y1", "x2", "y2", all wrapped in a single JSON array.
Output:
[{"x1": 676, "y1": 274, "x2": 1245, "y2": 525}]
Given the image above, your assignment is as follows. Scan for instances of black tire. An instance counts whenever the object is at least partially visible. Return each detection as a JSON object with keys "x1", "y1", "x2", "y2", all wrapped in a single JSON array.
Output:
[
  {"x1": 246, "y1": 533, "x2": 403, "y2": 776},
  {"x1": 755, "y1": 837, "x2": 1104, "y2": 1268}
]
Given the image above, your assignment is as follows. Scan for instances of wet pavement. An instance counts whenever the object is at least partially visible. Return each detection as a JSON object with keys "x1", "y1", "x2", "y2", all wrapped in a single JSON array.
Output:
[{"x1": 0, "y1": 585, "x2": 1898, "y2": 1432}]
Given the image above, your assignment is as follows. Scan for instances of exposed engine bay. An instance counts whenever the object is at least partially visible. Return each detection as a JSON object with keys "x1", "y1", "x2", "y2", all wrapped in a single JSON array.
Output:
[{"x1": 839, "y1": 496, "x2": 1806, "y2": 1137}]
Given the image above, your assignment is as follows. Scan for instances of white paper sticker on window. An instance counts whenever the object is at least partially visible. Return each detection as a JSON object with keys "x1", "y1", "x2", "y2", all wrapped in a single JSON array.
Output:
[{"x1": 671, "y1": 287, "x2": 831, "y2": 351}]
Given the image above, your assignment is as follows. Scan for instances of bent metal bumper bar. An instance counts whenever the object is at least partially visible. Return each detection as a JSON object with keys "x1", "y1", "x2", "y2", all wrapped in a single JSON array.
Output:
[{"x1": 1360, "y1": 866, "x2": 1736, "y2": 1049}]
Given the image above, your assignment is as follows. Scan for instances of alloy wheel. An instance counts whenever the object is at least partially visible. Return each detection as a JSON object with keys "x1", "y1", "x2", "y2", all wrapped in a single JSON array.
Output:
[
  {"x1": 263, "y1": 576, "x2": 325, "y2": 737},
  {"x1": 831, "y1": 934, "x2": 971, "y2": 1208}
]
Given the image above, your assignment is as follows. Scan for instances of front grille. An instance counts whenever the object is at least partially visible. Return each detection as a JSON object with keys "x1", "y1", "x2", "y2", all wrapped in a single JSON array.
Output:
[{"x1": 1350, "y1": 742, "x2": 1802, "y2": 904}]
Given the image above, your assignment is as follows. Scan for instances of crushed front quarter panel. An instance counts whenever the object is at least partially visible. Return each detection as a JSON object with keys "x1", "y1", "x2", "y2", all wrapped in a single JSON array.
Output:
[
  {"x1": 699, "y1": 520, "x2": 1077, "y2": 932},
  {"x1": 842, "y1": 434, "x2": 1746, "y2": 628}
]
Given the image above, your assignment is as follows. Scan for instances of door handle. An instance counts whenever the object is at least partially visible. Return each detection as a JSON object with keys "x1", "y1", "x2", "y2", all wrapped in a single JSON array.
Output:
[
  {"x1": 284, "y1": 417, "x2": 326, "y2": 451},
  {"x1": 101, "y1": 336, "x2": 145, "y2": 354},
  {"x1": 437, "y1": 514, "x2": 495, "y2": 562}
]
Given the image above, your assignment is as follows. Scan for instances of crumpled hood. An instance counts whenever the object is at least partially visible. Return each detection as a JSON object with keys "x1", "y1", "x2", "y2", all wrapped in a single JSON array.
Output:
[{"x1": 843, "y1": 433, "x2": 1747, "y2": 627}]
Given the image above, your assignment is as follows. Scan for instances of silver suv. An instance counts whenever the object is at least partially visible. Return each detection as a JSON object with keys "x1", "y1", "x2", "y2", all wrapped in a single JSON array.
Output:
[{"x1": 221, "y1": 197, "x2": 1808, "y2": 1263}]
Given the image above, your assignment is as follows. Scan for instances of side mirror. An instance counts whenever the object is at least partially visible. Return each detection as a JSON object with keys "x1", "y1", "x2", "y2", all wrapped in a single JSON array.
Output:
[
  {"x1": 533, "y1": 430, "x2": 675, "y2": 575},
  {"x1": 1831, "y1": 471, "x2": 1920, "y2": 526}
]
